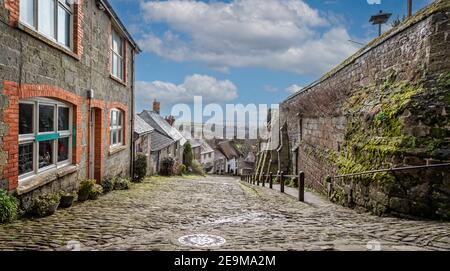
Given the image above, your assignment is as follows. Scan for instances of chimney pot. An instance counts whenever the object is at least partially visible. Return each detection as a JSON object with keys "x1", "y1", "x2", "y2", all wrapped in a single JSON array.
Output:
[{"x1": 153, "y1": 99, "x2": 160, "y2": 114}]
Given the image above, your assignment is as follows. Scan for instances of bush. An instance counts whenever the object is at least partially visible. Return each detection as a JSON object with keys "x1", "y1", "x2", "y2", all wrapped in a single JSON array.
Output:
[
  {"x1": 160, "y1": 157, "x2": 175, "y2": 176},
  {"x1": 0, "y1": 189, "x2": 18, "y2": 223},
  {"x1": 173, "y1": 161, "x2": 187, "y2": 175},
  {"x1": 134, "y1": 153, "x2": 147, "y2": 182},
  {"x1": 183, "y1": 142, "x2": 194, "y2": 168},
  {"x1": 114, "y1": 178, "x2": 131, "y2": 190},
  {"x1": 78, "y1": 179, "x2": 96, "y2": 202},
  {"x1": 190, "y1": 160, "x2": 205, "y2": 176},
  {"x1": 89, "y1": 184, "x2": 103, "y2": 200},
  {"x1": 101, "y1": 177, "x2": 115, "y2": 193},
  {"x1": 31, "y1": 194, "x2": 61, "y2": 217}
]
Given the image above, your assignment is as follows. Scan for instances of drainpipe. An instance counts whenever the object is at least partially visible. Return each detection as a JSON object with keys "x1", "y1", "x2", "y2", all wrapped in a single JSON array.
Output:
[{"x1": 130, "y1": 50, "x2": 136, "y2": 180}]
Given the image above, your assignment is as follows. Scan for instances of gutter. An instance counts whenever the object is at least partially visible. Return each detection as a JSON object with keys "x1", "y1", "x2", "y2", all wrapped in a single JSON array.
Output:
[{"x1": 99, "y1": 0, "x2": 142, "y2": 52}]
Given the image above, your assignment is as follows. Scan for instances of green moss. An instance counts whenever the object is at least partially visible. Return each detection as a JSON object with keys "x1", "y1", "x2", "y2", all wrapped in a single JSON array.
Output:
[{"x1": 334, "y1": 77, "x2": 429, "y2": 185}]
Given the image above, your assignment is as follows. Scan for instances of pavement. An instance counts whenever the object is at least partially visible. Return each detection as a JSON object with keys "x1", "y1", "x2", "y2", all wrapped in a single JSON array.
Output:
[{"x1": 0, "y1": 175, "x2": 448, "y2": 251}]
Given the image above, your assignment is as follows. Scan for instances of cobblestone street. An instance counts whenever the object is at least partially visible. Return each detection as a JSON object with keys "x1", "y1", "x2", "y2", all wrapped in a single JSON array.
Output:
[{"x1": 0, "y1": 176, "x2": 449, "y2": 251}]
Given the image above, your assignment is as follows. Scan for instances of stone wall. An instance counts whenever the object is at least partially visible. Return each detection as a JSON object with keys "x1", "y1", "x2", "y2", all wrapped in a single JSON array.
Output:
[
  {"x1": 279, "y1": 1, "x2": 450, "y2": 220},
  {"x1": 0, "y1": 0, "x2": 137, "y2": 205}
]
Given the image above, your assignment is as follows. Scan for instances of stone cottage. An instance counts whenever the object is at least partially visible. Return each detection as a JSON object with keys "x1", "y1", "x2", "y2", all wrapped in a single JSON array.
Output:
[
  {"x1": 256, "y1": 0, "x2": 450, "y2": 220},
  {"x1": 139, "y1": 101, "x2": 187, "y2": 174},
  {"x1": 0, "y1": 0, "x2": 140, "y2": 206},
  {"x1": 134, "y1": 115, "x2": 154, "y2": 175},
  {"x1": 210, "y1": 140, "x2": 242, "y2": 175}
]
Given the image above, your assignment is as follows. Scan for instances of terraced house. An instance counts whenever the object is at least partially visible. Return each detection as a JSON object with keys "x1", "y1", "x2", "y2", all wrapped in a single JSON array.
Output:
[{"x1": 0, "y1": 0, "x2": 140, "y2": 207}]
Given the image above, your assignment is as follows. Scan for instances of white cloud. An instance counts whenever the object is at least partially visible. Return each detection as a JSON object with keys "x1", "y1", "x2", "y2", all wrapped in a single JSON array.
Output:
[
  {"x1": 136, "y1": 74, "x2": 238, "y2": 109},
  {"x1": 367, "y1": 0, "x2": 381, "y2": 4},
  {"x1": 264, "y1": 85, "x2": 279, "y2": 93},
  {"x1": 138, "y1": 0, "x2": 358, "y2": 76},
  {"x1": 286, "y1": 84, "x2": 303, "y2": 94}
]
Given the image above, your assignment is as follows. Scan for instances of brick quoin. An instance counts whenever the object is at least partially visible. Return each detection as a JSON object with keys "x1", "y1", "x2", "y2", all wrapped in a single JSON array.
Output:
[
  {"x1": 2, "y1": 81, "x2": 83, "y2": 192},
  {"x1": 4, "y1": 0, "x2": 19, "y2": 27},
  {"x1": 73, "y1": 0, "x2": 84, "y2": 58},
  {"x1": 3, "y1": 0, "x2": 84, "y2": 57}
]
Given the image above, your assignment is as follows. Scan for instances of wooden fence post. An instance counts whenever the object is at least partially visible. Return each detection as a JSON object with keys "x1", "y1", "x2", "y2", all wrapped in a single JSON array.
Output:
[
  {"x1": 298, "y1": 171, "x2": 305, "y2": 202},
  {"x1": 280, "y1": 171, "x2": 284, "y2": 193},
  {"x1": 269, "y1": 172, "x2": 273, "y2": 189}
]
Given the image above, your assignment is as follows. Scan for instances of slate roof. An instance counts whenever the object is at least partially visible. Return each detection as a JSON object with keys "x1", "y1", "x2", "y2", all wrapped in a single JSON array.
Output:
[
  {"x1": 150, "y1": 131, "x2": 174, "y2": 152},
  {"x1": 200, "y1": 141, "x2": 214, "y2": 154},
  {"x1": 217, "y1": 141, "x2": 242, "y2": 160},
  {"x1": 139, "y1": 110, "x2": 187, "y2": 146},
  {"x1": 134, "y1": 115, "x2": 154, "y2": 135},
  {"x1": 188, "y1": 139, "x2": 202, "y2": 148}
]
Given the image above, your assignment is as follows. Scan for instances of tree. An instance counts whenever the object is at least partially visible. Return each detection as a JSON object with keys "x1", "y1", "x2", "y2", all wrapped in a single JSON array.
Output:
[{"x1": 183, "y1": 142, "x2": 194, "y2": 168}]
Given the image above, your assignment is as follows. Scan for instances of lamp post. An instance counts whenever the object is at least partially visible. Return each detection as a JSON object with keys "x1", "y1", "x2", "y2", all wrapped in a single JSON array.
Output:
[{"x1": 370, "y1": 10, "x2": 392, "y2": 37}]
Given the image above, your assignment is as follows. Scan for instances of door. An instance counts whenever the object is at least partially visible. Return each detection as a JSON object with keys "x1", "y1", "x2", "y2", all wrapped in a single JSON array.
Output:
[{"x1": 89, "y1": 109, "x2": 95, "y2": 179}]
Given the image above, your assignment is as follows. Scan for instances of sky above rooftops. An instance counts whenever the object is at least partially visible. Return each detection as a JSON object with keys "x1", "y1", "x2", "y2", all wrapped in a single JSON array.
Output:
[{"x1": 109, "y1": 0, "x2": 433, "y2": 117}]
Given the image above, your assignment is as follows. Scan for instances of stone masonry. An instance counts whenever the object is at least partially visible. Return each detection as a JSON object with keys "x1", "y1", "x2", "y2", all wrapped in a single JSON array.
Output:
[
  {"x1": 276, "y1": 1, "x2": 450, "y2": 220},
  {"x1": 0, "y1": 0, "x2": 139, "y2": 207}
]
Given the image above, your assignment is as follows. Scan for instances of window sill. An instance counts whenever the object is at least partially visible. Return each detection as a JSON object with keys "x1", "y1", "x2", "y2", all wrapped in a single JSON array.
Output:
[
  {"x1": 110, "y1": 74, "x2": 128, "y2": 87},
  {"x1": 17, "y1": 164, "x2": 79, "y2": 196},
  {"x1": 109, "y1": 145, "x2": 127, "y2": 156},
  {"x1": 18, "y1": 23, "x2": 80, "y2": 61}
]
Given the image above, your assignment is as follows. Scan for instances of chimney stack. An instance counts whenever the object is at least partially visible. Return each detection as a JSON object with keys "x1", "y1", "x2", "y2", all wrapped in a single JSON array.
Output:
[
  {"x1": 153, "y1": 99, "x2": 160, "y2": 114},
  {"x1": 165, "y1": 115, "x2": 175, "y2": 126}
]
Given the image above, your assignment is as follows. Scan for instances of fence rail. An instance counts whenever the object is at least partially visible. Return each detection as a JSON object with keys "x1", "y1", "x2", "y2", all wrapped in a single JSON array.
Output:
[
  {"x1": 240, "y1": 171, "x2": 305, "y2": 202},
  {"x1": 331, "y1": 163, "x2": 450, "y2": 179}
]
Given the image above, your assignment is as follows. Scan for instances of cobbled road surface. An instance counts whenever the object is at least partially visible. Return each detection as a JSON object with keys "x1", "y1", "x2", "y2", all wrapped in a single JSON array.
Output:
[{"x1": 0, "y1": 176, "x2": 449, "y2": 251}]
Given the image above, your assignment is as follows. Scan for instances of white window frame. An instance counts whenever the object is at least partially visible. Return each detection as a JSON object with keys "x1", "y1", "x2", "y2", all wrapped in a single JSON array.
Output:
[
  {"x1": 18, "y1": 97, "x2": 73, "y2": 181},
  {"x1": 19, "y1": 0, "x2": 74, "y2": 50},
  {"x1": 110, "y1": 108, "x2": 124, "y2": 148},
  {"x1": 111, "y1": 29, "x2": 124, "y2": 80}
]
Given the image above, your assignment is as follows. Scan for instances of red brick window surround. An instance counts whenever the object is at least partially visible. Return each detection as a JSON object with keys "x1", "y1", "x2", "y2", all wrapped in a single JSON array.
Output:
[
  {"x1": 2, "y1": 81, "x2": 83, "y2": 191},
  {"x1": 4, "y1": 0, "x2": 84, "y2": 58},
  {"x1": 107, "y1": 102, "x2": 128, "y2": 149}
]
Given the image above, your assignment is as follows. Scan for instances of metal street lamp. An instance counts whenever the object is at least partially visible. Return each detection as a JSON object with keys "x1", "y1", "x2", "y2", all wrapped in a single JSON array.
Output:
[{"x1": 370, "y1": 10, "x2": 392, "y2": 37}]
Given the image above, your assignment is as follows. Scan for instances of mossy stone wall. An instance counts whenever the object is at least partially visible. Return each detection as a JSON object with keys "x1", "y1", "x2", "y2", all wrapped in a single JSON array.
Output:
[{"x1": 280, "y1": 8, "x2": 450, "y2": 220}]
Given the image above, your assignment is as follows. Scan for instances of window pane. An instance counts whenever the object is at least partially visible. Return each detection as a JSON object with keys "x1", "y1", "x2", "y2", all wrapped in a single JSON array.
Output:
[
  {"x1": 118, "y1": 111, "x2": 122, "y2": 126},
  {"x1": 58, "y1": 137, "x2": 69, "y2": 162},
  {"x1": 39, "y1": 0, "x2": 56, "y2": 38},
  {"x1": 19, "y1": 143, "x2": 34, "y2": 175},
  {"x1": 39, "y1": 104, "x2": 55, "y2": 132},
  {"x1": 117, "y1": 58, "x2": 123, "y2": 79},
  {"x1": 58, "y1": 107, "x2": 69, "y2": 131},
  {"x1": 20, "y1": 0, "x2": 35, "y2": 27},
  {"x1": 112, "y1": 31, "x2": 122, "y2": 55},
  {"x1": 112, "y1": 54, "x2": 118, "y2": 77},
  {"x1": 118, "y1": 129, "x2": 122, "y2": 143},
  {"x1": 112, "y1": 130, "x2": 117, "y2": 145},
  {"x1": 19, "y1": 103, "x2": 34, "y2": 134},
  {"x1": 57, "y1": 5, "x2": 71, "y2": 47},
  {"x1": 111, "y1": 111, "x2": 117, "y2": 126},
  {"x1": 39, "y1": 140, "x2": 54, "y2": 169}
]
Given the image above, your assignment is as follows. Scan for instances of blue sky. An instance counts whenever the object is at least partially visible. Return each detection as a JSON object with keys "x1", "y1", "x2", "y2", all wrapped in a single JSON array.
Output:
[{"x1": 108, "y1": 0, "x2": 432, "y2": 117}]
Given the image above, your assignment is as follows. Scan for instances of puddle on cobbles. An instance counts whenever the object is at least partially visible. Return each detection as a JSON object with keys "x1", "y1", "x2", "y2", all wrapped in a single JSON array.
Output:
[
  {"x1": 178, "y1": 234, "x2": 227, "y2": 248},
  {"x1": 199, "y1": 211, "x2": 285, "y2": 226}
]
